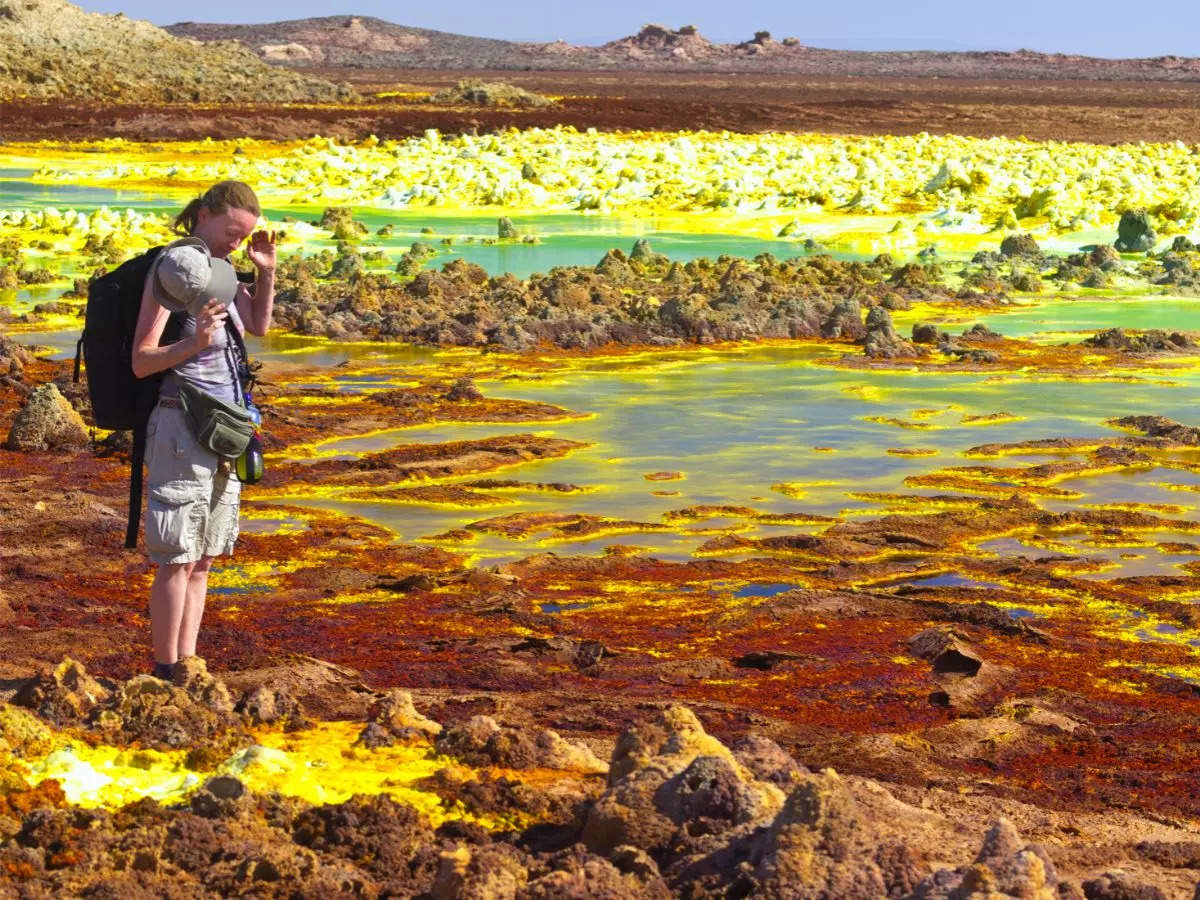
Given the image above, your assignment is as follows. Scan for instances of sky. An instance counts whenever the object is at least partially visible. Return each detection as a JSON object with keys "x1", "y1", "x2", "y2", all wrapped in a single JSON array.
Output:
[{"x1": 75, "y1": 0, "x2": 1200, "y2": 59}]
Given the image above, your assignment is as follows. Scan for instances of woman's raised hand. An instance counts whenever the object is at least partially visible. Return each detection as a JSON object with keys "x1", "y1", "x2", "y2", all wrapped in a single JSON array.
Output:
[{"x1": 246, "y1": 228, "x2": 277, "y2": 273}]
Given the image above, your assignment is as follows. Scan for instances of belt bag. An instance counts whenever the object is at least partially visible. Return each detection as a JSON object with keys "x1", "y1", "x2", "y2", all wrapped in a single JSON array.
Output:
[{"x1": 177, "y1": 381, "x2": 256, "y2": 459}]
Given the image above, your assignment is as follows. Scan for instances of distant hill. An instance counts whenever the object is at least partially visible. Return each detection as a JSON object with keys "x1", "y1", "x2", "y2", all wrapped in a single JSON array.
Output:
[
  {"x1": 165, "y1": 19, "x2": 1200, "y2": 81},
  {"x1": 0, "y1": 0, "x2": 352, "y2": 103},
  {"x1": 165, "y1": 16, "x2": 523, "y2": 68}
]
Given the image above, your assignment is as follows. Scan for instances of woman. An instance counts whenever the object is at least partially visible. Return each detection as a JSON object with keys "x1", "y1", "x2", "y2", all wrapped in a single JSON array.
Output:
[{"x1": 131, "y1": 180, "x2": 276, "y2": 680}]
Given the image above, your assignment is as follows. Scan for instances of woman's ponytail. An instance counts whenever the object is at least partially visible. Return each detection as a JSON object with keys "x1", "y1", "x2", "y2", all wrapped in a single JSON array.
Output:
[{"x1": 172, "y1": 197, "x2": 205, "y2": 235}]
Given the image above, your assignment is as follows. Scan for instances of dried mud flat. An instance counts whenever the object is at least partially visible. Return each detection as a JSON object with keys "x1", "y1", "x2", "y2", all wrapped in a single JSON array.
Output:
[
  {"x1": 7, "y1": 71, "x2": 1200, "y2": 143},
  {"x1": 3, "y1": 325, "x2": 1200, "y2": 896}
]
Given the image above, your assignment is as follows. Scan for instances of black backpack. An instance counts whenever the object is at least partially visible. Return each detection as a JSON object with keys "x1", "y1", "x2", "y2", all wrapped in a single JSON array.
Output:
[{"x1": 74, "y1": 247, "x2": 180, "y2": 549}]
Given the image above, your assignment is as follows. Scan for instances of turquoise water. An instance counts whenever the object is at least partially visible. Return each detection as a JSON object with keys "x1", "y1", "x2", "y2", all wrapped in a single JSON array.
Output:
[
  {"x1": 0, "y1": 177, "x2": 840, "y2": 279},
  {"x1": 278, "y1": 343, "x2": 1200, "y2": 567},
  {"x1": 939, "y1": 296, "x2": 1200, "y2": 340}
]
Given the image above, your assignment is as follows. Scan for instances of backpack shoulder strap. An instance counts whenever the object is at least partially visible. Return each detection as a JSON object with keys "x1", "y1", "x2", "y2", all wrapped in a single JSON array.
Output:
[
  {"x1": 126, "y1": 414, "x2": 149, "y2": 549},
  {"x1": 225, "y1": 314, "x2": 249, "y2": 369}
]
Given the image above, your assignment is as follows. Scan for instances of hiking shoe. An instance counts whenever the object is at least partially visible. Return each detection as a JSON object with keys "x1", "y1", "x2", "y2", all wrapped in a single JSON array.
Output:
[{"x1": 151, "y1": 662, "x2": 176, "y2": 681}]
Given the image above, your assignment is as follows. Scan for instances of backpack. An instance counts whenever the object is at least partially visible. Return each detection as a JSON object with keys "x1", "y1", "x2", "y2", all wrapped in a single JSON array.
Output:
[
  {"x1": 76, "y1": 248, "x2": 169, "y2": 425},
  {"x1": 73, "y1": 247, "x2": 180, "y2": 549}
]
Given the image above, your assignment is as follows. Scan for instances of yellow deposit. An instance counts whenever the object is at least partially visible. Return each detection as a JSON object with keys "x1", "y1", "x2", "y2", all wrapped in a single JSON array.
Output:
[
  {"x1": 18, "y1": 722, "x2": 483, "y2": 825},
  {"x1": 4, "y1": 129, "x2": 1200, "y2": 240}
]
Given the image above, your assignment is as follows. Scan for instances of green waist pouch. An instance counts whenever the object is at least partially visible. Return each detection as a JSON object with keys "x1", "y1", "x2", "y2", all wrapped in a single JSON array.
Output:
[{"x1": 177, "y1": 381, "x2": 256, "y2": 459}]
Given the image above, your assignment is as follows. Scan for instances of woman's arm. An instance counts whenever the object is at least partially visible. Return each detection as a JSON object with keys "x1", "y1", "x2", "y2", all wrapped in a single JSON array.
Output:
[
  {"x1": 236, "y1": 229, "x2": 276, "y2": 337},
  {"x1": 131, "y1": 273, "x2": 224, "y2": 378}
]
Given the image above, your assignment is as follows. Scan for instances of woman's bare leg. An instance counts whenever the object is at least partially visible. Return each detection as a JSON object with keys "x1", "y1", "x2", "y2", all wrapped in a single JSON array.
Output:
[
  {"x1": 150, "y1": 561, "x2": 195, "y2": 665},
  {"x1": 178, "y1": 556, "x2": 215, "y2": 660}
]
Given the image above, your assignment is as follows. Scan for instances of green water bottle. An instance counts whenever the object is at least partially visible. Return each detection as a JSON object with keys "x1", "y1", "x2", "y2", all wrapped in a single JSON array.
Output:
[{"x1": 236, "y1": 433, "x2": 264, "y2": 485}]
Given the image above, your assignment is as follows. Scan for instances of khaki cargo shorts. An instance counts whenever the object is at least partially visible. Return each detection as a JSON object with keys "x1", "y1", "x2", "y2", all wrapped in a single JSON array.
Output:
[{"x1": 144, "y1": 403, "x2": 241, "y2": 566}]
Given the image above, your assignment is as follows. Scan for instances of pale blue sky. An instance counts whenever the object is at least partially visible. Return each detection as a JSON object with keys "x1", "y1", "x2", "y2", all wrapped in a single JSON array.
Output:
[{"x1": 76, "y1": 0, "x2": 1200, "y2": 58}]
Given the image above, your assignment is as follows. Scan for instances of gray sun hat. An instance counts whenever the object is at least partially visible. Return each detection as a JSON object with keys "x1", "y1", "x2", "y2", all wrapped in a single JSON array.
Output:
[{"x1": 150, "y1": 237, "x2": 239, "y2": 317}]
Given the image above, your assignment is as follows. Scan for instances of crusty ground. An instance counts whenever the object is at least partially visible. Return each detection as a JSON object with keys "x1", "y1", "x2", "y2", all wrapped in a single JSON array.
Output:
[{"x1": 3, "y1": 71, "x2": 1200, "y2": 143}]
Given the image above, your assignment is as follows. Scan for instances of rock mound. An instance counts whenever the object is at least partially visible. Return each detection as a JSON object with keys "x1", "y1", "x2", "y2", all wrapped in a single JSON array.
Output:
[
  {"x1": 999, "y1": 232, "x2": 1042, "y2": 258},
  {"x1": 5, "y1": 382, "x2": 88, "y2": 452},
  {"x1": 582, "y1": 705, "x2": 785, "y2": 858},
  {"x1": 862, "y1": 306, "x2": 920, "y2": 359},
  {"x1": 0, "y1": 703, "x2": 55, "y2": 757},
  {"x1": 12, "y1": 656, "x2": 242, "y2": 750},
  {"x1": 911, "y1": 817, "x2": 1063, "y2": 898},
  {"x1": 607, "y1": 23, "x2": 716, "y2": 60},
  {"x1": 1083, "y1": 328, "x2": 1195, "y2": 354},
  {"x1": 275, "y1": 249, "x2": 955, "y2": 349},
  {"x1": 426, "y1": 80, "x2": 552, "y2": 108},
  {"x1": 583, "y1": 706, "x2": 938, "y2": 897},
  {"x1": 356, "y1": 688, "x2": 441, "y2": 746},
  {"x1": 0, "y1": 333, "x2": 32, "y2": 378},
  {"x1": 12, "y1": 658, "x2": 109, "y2": 724},
  {"x1": 435, "y1": 714, "x2": 606, "y2": 773},
  {"x1": 168, "y1": 15, "x2": 517, "y2": 69},
  {"x1": 1082, "y1": 873, "x2": 1169, "y2": 899},
  {"x1": 0, "y1": 0, "x2": 351, "y2": 102},
  {"x1": 1115, "y1": 210, "x2": 1157, "y2": 253},
  {"x1": 749, "y1": 770, "x2": 926, "y2": 898},
  {"x1": 907, "y1": 626, "x2": 1012, "y2": 714}
]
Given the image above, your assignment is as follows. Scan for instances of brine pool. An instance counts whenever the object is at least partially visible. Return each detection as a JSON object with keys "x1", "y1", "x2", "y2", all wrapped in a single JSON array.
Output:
[{"x1": 267, "y1": 340, "x2": 1200, "y2": 572}]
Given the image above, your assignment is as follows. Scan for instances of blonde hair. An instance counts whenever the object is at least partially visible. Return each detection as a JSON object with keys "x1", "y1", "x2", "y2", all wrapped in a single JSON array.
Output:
[{"x1": 173, "y1": 180, "x2": 261, "y2": 235}]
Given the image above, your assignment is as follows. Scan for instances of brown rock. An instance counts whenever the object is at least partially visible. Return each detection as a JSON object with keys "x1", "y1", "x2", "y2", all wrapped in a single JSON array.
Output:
[
  {"x1": 910, "y1": 817, "x2": 1061, "y2": 899},
  {"x1": 582, "y1": 705, "x2": 784, "y2": 856},
  {"x1": 907, "y1": 626, "x2": 984, "y2": 674},
  {"x1": 526, "y1": 845, "x2": 670, "y2": 898},
  {"x1": 189, "y1": 775, "x2": 252, "y2": 819},
  {"x1": 532, "y1": 728, "x2": 607, "y2": 774},
  {"x1": 434, "y1": 715, "x2": 540, "y2": 768},
  {"x1": 731, "y1": 734, "x2": 809, "y2": 788},
  {"x1": 1082, "y1": 871, "x2": 1168, "y2": 900},
  {"x1": 445, "y1": 377, "x2": 484, "y2": 401},
  {"x1": 13, "y1": 657, "x2": 110, "y2": 724},
  {"x1": 432, "y1": 843, "x2": 529, "y2": 900},
  {"x1": 1000, "y1": 232, "x2": 1042, "y2": 258},
  {"x1": 235, "y1": 685, "x2": 301, "y2": 726},
  {"x1": 172, "y1": 656, "x2": 234, "y2": 715},
  {"x1": 0, "y1": 704, "x2": 54, "y2": 757},
  {"x1": 368, "y1": 688, "x2": 441, "y2": 737},
  {"x1": 220, "y1": 655, "x2": 376, "y2": 721},
  {"x1": 354, "y1": 722, "x2": 397, "y2": 748},
  {"x1": 291, "y1": 792, "x2": 435, "y2": 889},
  {"x1": 750, "y1": 769, "x2": 925, "y2": 899},
  {"x1": 907, "y1": 626, "x2": 1011, "y2": 713},
  {"x1": 862, "y1": 306, "x2": 920, "y2": 359},
  {"x1": 110, "y1": 667, "x2": 240, "y2": 749},
  {"x1": 1135, "y1": 839, "x2": 1200, "y2": 868},
  {"x1": 5, "y1": 383, "x2": 89, "y2": 452},
  {"x1": 1090, "y1": 244, "x2": 1122, "y2": 268}
]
